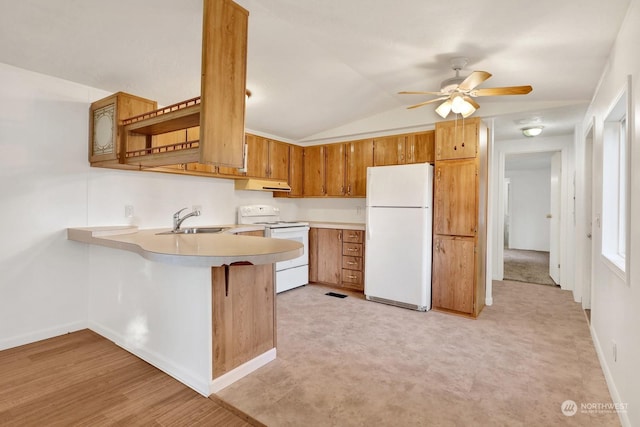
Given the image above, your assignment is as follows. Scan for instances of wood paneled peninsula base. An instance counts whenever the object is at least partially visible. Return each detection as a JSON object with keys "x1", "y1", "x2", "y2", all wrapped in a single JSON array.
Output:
[{"x1": 67, "y1": 225, "x2": 302, "y2": 396}]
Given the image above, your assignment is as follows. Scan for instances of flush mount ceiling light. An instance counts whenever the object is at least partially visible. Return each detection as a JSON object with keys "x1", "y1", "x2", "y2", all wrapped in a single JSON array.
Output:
[{"x1": 522, "y1": 126, "x2": 543, "y2": 137}]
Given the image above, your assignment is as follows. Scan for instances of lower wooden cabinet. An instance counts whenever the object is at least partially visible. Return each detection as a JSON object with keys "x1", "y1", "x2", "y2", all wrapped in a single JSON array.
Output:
[
  {"x1": 315, "y1": 228, "x2": 342, "y2": 285},
  {"x1": 211, "y1": 263, "x2": 275, "y2": 378},
  {"x1": 432, "y1": 235, "x2": 476, "y2": 315},
  {"x1": 309, "y1": 227, "x2": 365, "y2": 292}
]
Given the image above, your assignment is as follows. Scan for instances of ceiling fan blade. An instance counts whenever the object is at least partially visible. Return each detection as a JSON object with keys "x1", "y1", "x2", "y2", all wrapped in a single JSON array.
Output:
[
  {"x1": 463, "y1": 96, "x2": 480, "y2": 110},
  {"x1": 458, "y1": 71, "x2": 492, "y2": 91},
  {"x1": 406, "y1": 96, "x2": 450, "y2": 110},
  {"x1": 470, "y1": 85, "x2": 533, "y2": 97},
  {"x1": 398, "y1": 91, "x2": 445, "y2": 95}
]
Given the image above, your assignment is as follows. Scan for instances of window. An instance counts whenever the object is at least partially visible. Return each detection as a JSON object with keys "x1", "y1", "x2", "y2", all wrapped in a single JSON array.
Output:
[{"x1": 602, "y1": 79, "x2": 630, "y2": 279}]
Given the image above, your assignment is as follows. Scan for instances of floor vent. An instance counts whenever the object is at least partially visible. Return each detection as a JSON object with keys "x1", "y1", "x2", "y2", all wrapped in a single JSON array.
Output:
[{"x1": 325, "y1": 292, "x2": 347, "y2": 299}]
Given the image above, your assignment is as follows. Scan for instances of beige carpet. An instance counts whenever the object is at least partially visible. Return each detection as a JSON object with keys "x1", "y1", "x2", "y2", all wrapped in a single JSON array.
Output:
[
  {"x1": 504, "y1": 248, "x2": 557, "y2": 286},
  {"x1": 216, "y1": 282, "x2": 619, "y2": 426}
]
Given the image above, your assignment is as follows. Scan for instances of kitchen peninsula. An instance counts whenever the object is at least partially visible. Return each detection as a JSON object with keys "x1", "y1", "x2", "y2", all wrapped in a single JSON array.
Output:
[{"x1": 68, "y1": 225, "x2": 302, "y2": 396}]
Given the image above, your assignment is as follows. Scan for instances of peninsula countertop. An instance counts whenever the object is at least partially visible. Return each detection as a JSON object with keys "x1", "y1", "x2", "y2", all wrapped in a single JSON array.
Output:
[{"x1": 67, "y1": 225, "x2": 303, "y2": 268}]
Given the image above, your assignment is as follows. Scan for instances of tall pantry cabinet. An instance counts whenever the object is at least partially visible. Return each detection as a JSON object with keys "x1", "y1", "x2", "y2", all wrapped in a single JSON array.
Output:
[{"x1": 432, "y1": 117, "x2": 488, "y2": 318}]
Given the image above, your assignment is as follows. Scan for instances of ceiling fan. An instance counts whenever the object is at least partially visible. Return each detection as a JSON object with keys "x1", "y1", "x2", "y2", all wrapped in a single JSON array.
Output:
[{"x1": 399, "y1": 57, "x2": 532, "y2": 118}]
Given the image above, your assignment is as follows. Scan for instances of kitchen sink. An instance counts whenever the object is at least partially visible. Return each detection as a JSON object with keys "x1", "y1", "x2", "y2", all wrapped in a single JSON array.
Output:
[{"x1": 156, "y1": 227, "x2": 228, "y2": 235}]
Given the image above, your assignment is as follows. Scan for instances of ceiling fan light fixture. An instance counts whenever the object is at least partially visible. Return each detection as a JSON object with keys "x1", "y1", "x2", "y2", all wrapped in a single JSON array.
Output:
[
  {"x1": 435, "y1": 100, "x2": 452, "y2": 118},
  {"x1": 522, "y1": 126, "x2": 543, "y2": 137},
  {"x1": 460, "y1": 103, "x2": 476, "y2": 118},
  {"x1": 450, "y1": 95, "x2": 476, "y2": 118}
]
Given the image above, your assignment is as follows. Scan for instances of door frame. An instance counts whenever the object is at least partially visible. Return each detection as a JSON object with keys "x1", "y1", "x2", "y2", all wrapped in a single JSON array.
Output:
[
  {"x1": 491, "y1": 135, "x2": 575, "y2": 294},
  {"x1": 549, "y1": 151, "x2": 562, "y2": 283},
  {"x1": 577, "y1": 118, "x2": 595, "y2": 309}
]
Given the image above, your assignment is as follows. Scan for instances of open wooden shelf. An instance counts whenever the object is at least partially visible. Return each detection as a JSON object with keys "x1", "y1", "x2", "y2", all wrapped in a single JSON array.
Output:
[{"x1": 122, "y1": 97, "x2": 202, "y2": 167}]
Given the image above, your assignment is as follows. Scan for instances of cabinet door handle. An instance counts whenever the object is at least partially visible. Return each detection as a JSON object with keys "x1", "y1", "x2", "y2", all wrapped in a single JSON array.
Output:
[{"x1": 338, "y1": 231, "x2": 342, "y2": 241}]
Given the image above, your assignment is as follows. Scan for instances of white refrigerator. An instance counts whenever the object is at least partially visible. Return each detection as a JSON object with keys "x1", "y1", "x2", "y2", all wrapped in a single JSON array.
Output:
[{"x1": 364, "y1": 163, "x2": 433, "y2": 311}]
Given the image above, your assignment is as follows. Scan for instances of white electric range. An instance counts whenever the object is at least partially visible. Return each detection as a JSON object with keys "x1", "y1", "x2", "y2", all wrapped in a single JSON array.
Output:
[{"x1": 237, "y1": 205, "x2": 309, "y2": 293}]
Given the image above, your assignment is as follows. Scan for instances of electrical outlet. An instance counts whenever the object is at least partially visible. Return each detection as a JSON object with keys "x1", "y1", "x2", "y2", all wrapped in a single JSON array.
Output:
[
  {"x1": 612, "y1": 340, "x2": 617, "y2": 362},
  {"x1": 124, "y1": 205, "x2": 134, "y2": 218}
]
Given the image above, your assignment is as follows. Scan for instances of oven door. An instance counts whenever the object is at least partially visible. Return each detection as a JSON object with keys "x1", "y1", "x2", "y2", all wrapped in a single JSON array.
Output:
[{"x1": 268, "y1": 226, "x2": 309, "y2": 271}]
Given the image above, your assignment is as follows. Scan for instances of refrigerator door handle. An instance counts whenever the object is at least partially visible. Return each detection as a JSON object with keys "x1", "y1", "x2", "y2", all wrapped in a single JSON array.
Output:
[{"x1": 366, "y1": 208, "x2": 371, "y2": 241}]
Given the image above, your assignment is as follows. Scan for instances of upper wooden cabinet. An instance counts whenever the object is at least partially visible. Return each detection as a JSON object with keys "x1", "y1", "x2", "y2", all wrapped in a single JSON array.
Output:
[
  {"x1": 346, "y1": 139, "x2": 374, "y2": 197},
  {"x1": 373, "y1": 135, "x2": 405, "y2": 166},
  {"x1": 199, "y1": 0, "x2": 249, "y2": 168},
  {"x1": 325, "y1": 143, "x2": 347, "y2": 196},
  {"x1": 288, "y1": 144, "x2": 304, "y2": 197},
  {"x1": 300, "y1": 139, "x2": 373, "y2": 198},
  {"x1": 435, "y1": 118, "x2": 479, "y2": 160},
  {"x1": 243, "y1": 135, "x2": 289, "y2": 180},
  {"x1": 303, "y1": 145, "x2": 326, "y2": 196},
  {"x1": 373, "y1": 131, "x2": 435, "y2": 166},
  {"x1": 89, "y1": 92, "x2": 157, "y2": 164},
  {"x1": 406, "y1": 131, "x2": 435, "y2": 164},
  {"x1": 433, "y1": 159, "x2": 478, "y2": 237},
  {"x1": 268, "y1": 140, "x2": 290, "y2": 181}
]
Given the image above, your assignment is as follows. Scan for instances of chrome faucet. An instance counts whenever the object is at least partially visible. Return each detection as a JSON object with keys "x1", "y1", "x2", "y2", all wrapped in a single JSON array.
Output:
[{"x1": 173, "y1": 207, "x2": 201, "y2": 232}]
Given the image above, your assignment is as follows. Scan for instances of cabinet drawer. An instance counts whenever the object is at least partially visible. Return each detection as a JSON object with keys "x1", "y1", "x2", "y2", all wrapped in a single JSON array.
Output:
[
  {"x1": 342, "y1": 242, "x2": 363, "y2": 257},
  {"x1": 342, "y1": 230, "x2": 363, "y2": 243},
  {"x1": 342, "y1": 269, "x2": 363, "y2": 285},
  {"x1": 342, "y1": 256, "x2": 362, "y2": 271}
]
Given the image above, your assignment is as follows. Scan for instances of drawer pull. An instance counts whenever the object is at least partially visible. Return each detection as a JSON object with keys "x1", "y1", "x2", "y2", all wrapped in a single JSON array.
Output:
[
  {"x1": 347, "y1": 275, "x2": 358, "y2": 279},
  {"x1": 347, "y1": 261, "x2": 357, "y2": 265},
  {"x1": 348, "y1": 248, "x2": 358, "y2": 252}
]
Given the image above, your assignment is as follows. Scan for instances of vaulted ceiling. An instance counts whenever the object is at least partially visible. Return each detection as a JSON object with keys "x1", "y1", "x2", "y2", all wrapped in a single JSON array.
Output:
[{"x1": 0, "y1": 0, "x2": 630, "y2": 143}]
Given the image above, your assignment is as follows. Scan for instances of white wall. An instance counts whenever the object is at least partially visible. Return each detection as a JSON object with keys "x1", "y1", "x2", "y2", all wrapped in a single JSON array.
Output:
[
  {"x1": 0, "y1": 63, "x2": 93, "y2": 349},
  {"x1": 294, "y1": 198, "x2": 365, "y2": 223},
  {"x1": 577, "y1": 0, "x2": 640, "y2": 424},
  {"x1": 505, "y1": 168, "x2": 551, "y2": 251},
  {"x1": 0, "y1": 63, "x2": 284, "y2": 350}
]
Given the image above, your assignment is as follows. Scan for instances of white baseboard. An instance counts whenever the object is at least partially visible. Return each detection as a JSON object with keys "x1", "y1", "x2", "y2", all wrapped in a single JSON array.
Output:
[
  {"x1": 210, "y1": 348, "x2": 276, "y2": 394},
  {"x1": 88, "y1": 321, "x2": 211, "y2": 397},
  {"x1": 0, "y1": 320, "x2": 87, "y2": 351},
  {"x1": 590, "y1": 325, "x2": 631, "y2": 427}
]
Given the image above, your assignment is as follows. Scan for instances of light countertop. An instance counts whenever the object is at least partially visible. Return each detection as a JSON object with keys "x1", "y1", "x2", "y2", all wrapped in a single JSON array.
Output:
[
  {"x1": 307, "y1": 221, "x2": 365, "y2": 231},
  {"x1": 67, "y1": 225, "x2": 303, "y2": 268}
]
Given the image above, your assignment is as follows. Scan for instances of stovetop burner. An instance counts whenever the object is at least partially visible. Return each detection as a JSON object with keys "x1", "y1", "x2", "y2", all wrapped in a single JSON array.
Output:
[{"x1": 237, "y1": 205, "x2": 309, "y2": 228}]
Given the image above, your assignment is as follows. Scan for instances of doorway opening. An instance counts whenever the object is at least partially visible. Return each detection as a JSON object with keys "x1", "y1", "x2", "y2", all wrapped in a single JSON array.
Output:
[{"x1": 502, "y1": 151, "x2": 560, "y2": 286}]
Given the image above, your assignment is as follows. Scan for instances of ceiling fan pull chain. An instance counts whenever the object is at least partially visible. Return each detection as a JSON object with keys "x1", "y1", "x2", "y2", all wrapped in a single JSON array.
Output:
[{"x1": 454, "y1": 115, "x2": 458, "y2": 150}]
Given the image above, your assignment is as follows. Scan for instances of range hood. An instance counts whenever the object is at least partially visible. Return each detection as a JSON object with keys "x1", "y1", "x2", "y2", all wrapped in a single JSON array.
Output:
[{"x1": 234, "y1": 178, "x2": 291, "y2": 192}]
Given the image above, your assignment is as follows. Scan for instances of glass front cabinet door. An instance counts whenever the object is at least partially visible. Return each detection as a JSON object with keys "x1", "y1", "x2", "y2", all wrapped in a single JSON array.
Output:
[{"x1": 88, "y1": 92, "x2": 157, "y2": 164}]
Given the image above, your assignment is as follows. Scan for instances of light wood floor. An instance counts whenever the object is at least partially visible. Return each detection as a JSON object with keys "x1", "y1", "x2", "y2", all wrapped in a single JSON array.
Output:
[{"x1": 0, "y1": 329, "x2": 263, "y2": 426}]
